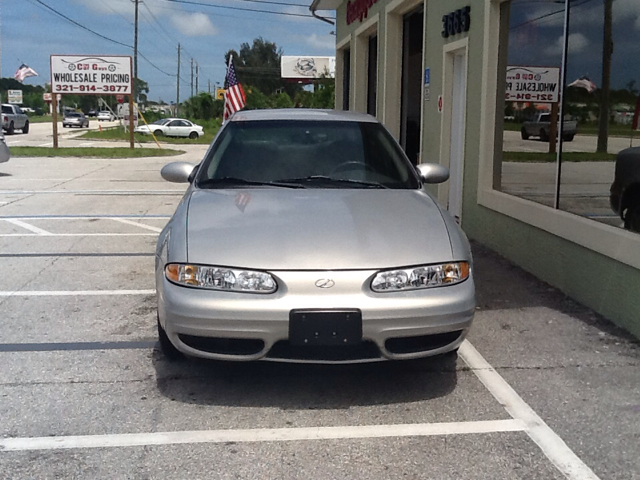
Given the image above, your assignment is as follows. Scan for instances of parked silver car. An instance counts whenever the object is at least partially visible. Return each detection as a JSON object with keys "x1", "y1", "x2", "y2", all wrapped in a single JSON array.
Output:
[
  {"x1": 156, "y1": 109, "x2": 475, "y2": 363},
  {"x1": 0, "y1": 131, "x2": 10, "y2": 164},
  {"x1": 62, "y1": 112, "x2": 89, "y2": 128}
]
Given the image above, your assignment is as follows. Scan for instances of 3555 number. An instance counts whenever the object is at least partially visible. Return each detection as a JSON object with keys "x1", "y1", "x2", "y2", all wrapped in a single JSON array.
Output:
[{"x1": 442, "y1": 6, "x2": 471, "y2": 38}]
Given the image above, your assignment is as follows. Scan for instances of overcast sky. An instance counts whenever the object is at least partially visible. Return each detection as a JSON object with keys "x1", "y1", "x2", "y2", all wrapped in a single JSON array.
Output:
[
  {"x1": 2, "y1": 0, "x2": 336, "y2": 102},
  {"x1": 508, "y1": 0, "x2": 640, "y2": 91}
]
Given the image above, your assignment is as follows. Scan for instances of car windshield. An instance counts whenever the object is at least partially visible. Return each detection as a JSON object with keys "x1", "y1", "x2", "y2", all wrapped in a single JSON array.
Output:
[{"x1": 197, "y1": 120, "x2": 420, "y2": 189}]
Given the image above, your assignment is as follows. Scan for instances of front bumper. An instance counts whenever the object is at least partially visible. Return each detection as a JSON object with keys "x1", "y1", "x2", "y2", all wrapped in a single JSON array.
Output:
[{"x1": 157, "y1": 268, "x2": 476, "y2": 363}]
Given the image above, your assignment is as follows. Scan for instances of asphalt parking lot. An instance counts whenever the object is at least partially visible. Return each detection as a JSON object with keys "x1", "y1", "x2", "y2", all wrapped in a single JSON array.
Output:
[{"x1": 0, "y1": 151, "x2": 639, "y2": 479}]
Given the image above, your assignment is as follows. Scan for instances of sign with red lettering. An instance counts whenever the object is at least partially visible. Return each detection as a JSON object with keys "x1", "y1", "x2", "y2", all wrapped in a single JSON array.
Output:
[
  {"x1": 50, "y1": 55, "x2": 133, "y2": 96},
  {"x1": 505, "y1": 66, "x2": 559, "y2": 104},
  {"x1": 346, "y1": 0, "x2": 378, "y2": 25}
]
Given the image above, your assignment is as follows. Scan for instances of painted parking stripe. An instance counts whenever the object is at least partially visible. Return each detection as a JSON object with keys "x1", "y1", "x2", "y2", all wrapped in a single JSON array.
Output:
[
  {"x1": 0, "y1": 289, "x2": 155, "y2": 297},
  {"x1": 0, "y1": 190, "x2": 183, "y2": 195},
  {"x1": 0, "y1": 419, "x2": 526, "y2": 452},
  {"x1": 459, "y1": 341, "x2": 600, "y2": 480},
  {"x1": 0, "y1": 340, "x2": 157, "y2": 352},
  {"x1": 0, "y1": 233, "x2": 157, "y2": 237},
  {"x1": 3, "y1": 219, "x2": 52, "y2": 235},
  {"x1": 111, "y1": 217, "x2": 163, "y2": 233},
  {"x1": 0, "y1": 214, "x2": 171, "y2": 219}
]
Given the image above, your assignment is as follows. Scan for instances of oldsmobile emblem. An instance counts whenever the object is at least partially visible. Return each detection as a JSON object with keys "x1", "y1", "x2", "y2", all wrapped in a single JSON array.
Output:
[{"x1": 315, "y1": 279, "x2": 335, "y2": 289}]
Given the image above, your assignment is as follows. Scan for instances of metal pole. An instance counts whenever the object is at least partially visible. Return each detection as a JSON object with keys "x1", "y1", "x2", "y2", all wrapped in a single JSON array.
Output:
[
  {"x1": 52, "y1": 94, "x2": 59, "y2": 149},
  {"x1": 129, "y1": 94, "x2": 135, "y2": 149},
  {"x1": 133, "y1": 0, "x2": 139, "y2": 103},
  {"x1": 208, "y1": 79, "x2": 211, "y2": 94},
  {"x1": 553, "y1": 0, "x2": 571, "y2": 210},
  {"x1": 195, "y1": 63, "x2": 199, "y2": 94},
  {"x1": 190, "y1": 58, "x2": 193, "y2": 98},
  {"x1": 176, "y1": 44, "x2": 181, "y2": 116}
]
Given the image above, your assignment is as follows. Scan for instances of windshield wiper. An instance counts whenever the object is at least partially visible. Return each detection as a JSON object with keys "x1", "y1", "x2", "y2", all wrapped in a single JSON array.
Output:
[
  {"x1": 276, "y1": 175, "x2": 388, "y2": 189},
  {"x1": 197, "y1": 177, "x2": 304, "y2": 189}
]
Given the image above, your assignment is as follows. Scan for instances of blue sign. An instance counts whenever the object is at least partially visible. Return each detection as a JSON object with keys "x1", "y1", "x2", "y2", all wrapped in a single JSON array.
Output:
[{"x1": 424, "y1": 68, "x2": 430, "y2": 86}]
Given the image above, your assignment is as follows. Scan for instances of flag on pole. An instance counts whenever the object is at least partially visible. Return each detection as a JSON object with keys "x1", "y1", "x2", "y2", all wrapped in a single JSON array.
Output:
[
  {"x1": 223, "y1": 55, "x2": 246, "y2": 121},
  {"x1": 14, "y1": 64, "x2": 39, "y2": 83},
  {"x1": 567, "y1": 76, "x2": 596, "y2": 93}
]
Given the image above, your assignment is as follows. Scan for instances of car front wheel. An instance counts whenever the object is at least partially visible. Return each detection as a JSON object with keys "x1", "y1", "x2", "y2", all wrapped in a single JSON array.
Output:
[
  {"x1": 22, "y1": 121, "x2": 29, "y2": 134},
  {"x1": 521, "y1": 127, "x2": 529, "y2": 140},
  {"x1": 625, "y1": 204, "x2": 640, "y2": 233}
]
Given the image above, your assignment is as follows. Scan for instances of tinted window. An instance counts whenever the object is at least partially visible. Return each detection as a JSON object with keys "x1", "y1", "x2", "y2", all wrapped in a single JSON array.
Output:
[
  {"x1": 2, "y1": 106, "x2": 12, "y2": 114},
  {"x1": 198, "y1": 120, "x2": 420, "y2": 189}
]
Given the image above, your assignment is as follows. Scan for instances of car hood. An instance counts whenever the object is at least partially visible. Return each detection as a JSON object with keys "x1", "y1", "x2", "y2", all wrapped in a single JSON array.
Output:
[{"x1": 186, "y1": 189, "x2": 453, "y2": 270}]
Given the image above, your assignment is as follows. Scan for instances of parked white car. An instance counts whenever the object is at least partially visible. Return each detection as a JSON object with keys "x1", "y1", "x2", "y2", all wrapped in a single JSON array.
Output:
[
  {"x1": 0, "y1": 131, "x2": 10, "y2": 164},
  {"x1": 97, "y1": 111, "x2": 115, "y2": 121},
  {"x1": 135, "y1": 118, "x2": 204, "y2": 139}
]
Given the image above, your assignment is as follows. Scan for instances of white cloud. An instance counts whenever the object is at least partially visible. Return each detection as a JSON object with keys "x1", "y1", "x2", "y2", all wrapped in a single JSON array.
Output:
[
  {"x1": 170, "y1": 13, "x2": 218, "y2": 37},
  {"x1": 305, "y1": 34, "x2": 336, "y2": 51},
  {"x1": 545, "y1": 33, "x2": 589, "y2": 56},
  {"x1": 614, "y1": 0, "x2": 640, "y2": 29}
]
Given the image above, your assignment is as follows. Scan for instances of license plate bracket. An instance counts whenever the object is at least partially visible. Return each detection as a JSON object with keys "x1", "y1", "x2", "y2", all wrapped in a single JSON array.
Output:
[{"x1": 289, "y1": 309, "x2": 362, "y2": 346}]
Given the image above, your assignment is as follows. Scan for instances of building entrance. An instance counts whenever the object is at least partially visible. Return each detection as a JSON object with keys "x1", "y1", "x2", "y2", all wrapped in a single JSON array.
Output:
[{"x1": 400, "y1": 6, "x2": 423, "y2": 165}]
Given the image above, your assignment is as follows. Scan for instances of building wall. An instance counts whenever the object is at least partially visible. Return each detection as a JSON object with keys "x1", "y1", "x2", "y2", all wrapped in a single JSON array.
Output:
[{"x1": 335, "y1": 0, "x2": 640, "y2": 338}]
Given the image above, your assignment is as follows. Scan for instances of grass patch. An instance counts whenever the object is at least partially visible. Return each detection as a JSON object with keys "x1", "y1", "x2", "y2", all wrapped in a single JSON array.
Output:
[
  {"x1": 79, "y1": 118, "x2": 221, "y2": 145},
  {"x1": 504, "y1": 121, "x2": 636, "y2": 138},
  {"x1": 503, "y1": 151, "x2": 616, "y2": 162},
  {"x1": 11, "y1": 146, "x2": 185, "y2": 158},
  {"x1": 26, "y1": 115, "x2": 54, "y2": 123}
]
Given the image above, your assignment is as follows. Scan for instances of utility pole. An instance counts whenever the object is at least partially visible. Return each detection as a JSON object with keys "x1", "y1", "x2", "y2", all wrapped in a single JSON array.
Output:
[
  {"x1": 195, "y1": 63, "x2": 199, "y2": 94},
  {"x1": 176, "y1": 44, "x2": 181, "y2": 116},
  {"x1": 597, "y1": 0, "x2": 613, "y2": 153},
  {"x1": 133, "y1": 0, "x2": 139, "y2": 103},
  {"x1": 208, "y1": 79, "x2": 211, "y2": 94},
  {"x1": 190, "y1": 58, "x2": 194, "y2": 98}
]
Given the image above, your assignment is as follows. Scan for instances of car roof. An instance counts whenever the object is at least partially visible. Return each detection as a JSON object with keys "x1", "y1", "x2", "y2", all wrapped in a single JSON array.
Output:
[{"x1": 229, "y1": 109, "x2": 378, "y2": 123}]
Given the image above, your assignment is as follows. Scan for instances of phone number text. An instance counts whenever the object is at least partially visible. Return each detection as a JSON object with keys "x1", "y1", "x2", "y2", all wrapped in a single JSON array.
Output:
[
  {"x1": 505, "y1": 93, "x2": 556, "y2": 102},
  {"x1": 54, "y1": 84, "x2": 130, "y2": 93}
]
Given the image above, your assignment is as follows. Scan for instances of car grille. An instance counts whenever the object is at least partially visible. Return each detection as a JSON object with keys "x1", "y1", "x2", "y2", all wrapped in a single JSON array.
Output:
[
  {"x1": 178, "y1": 334, "x2": 264, "y2": 356},
  {"x1": 384, "y1": 331, "x2": 463, "y2": 355},
  {"x1": 266, "y1": 340, "x2": 381, "y2": 362}
]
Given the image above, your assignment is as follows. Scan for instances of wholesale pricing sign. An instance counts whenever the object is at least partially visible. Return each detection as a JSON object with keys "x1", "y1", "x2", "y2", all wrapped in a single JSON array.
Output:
[
  {"x1": 51, "y1": 55, "x2": 132, "y2": 95},
  {"x1": 505, "y1": 66, "x2": 560, "y2": 103}
]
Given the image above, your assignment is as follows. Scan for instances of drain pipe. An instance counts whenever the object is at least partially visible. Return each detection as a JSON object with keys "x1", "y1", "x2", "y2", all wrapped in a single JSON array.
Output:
[{"x1": 309, "y1": 0, "x2": 335, "y2": 25}]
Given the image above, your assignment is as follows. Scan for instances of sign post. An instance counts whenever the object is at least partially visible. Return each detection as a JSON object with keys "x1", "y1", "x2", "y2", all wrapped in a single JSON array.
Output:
[
  {"x1": 52, "y1": 93, "x2": 59, "y2": 149},
  {"x1": 128, "y1": 95, "x2": 135, "y2": 149},
  {"x1": 50, "y1": 55, "x2": 133, "y2": 149}
]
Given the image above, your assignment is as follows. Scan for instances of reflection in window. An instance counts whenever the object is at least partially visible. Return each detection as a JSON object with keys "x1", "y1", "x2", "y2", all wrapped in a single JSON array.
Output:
[{"x1": 495, "y1": 0, "x2": 640, "y2": 234}]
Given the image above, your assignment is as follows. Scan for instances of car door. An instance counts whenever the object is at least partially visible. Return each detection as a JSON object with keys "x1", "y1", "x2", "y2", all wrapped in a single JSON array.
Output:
[{"x1": 170, "y1": 120, "x2": 190, "y2": 137}]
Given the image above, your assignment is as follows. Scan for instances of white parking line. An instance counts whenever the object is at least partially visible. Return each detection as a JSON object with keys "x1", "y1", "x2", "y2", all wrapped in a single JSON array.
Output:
[
  {"x1": 0, "y1": 233, "x2": 157, "y2": 237},
  {"x1": 38, "y1": 142, "x2": 52, "y2": 147},
  {"x1": 0, "y1": 419, "x2": 525, "y2": 452},
  {"x1": 0, "y1": 289, "x2": 154, "y2": 297},
  {"x1": 459, "y1": 341, "x2": 600, "y2": 480},
  {"x1": 111, "y1": 217, "x2": 163, "y2": 233},
  {"x1": 3, "y1": 219, "x2": 52, "y2": 235},
  {"x1": 0, "y1": 190, "x2": 183, "y2": 195}
]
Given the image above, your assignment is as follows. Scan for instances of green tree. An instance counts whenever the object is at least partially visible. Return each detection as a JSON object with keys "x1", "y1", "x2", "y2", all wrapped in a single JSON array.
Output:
[
  {"x1": 225, "y1": 38, "x2": 302, "y2": 98},
  {"x1": 134, "y1": 78, "x2": 149, "y2": 104}
]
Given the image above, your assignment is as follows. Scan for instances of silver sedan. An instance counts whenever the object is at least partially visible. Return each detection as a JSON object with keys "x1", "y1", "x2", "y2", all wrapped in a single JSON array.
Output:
[{"x1": 156, "y1": 109, "x2": 475, "y2": 363}]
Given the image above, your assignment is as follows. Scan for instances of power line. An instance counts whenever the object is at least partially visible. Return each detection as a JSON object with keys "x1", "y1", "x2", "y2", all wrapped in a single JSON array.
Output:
[
  {"x1": 509, "y1": 0, "x2": 596, "y2": 30},
  {"x1": 29, "y1": 0, "x2": 176, "y2": 78},
  {"x1": 158, "y1": 0, "x2": 335, "y2": 20}
]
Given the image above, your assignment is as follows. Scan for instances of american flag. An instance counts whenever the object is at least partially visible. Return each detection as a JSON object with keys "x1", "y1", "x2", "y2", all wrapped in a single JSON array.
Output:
[
  {"x1": 14, "y1": 64, "x2": 38, "y2": 83},
  {"x1": 223, "y1": 55, "x2": 246, "y2": 121}
]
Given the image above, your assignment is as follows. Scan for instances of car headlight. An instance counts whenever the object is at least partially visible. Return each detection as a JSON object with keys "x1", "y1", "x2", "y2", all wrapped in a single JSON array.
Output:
[
  {"x1": 371, "y1": 262, "x2": 470, "y2": 292},
  {"x1": 165, "y1": 263, "x2": 277, "y2": 293}
]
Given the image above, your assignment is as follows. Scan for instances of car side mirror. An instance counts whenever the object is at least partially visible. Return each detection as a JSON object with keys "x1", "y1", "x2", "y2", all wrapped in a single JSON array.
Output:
[
  {"x1": 161, "y1": 162, "x2": 196, "y2": 183},
  {"x1": 416, "y1": 163, "x2": 450, "y2": 184}
]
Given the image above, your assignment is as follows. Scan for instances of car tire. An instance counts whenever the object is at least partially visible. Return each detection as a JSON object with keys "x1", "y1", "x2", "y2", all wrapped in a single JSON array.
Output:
[
  {"x1": 539, "y1": 128, "x2": 548, "y2": 142},
  {"x1": 563, "y1": 134, "x2": 574, "y2": 142},
  {"x1": 154, "y1": 130, "x2": 164, "y2": 137},
  {"x1": 7, "y1": 122, "x2": 14, "y2": 135},
  {"x1": 520, "y1": 128, "x2": 529, "y2": 140},
  {"x1": 22, "y1": 121, "x2": 29, "y2": 134},
  {"x1": 189, "y1": 131, "x2": 198, "y2": 139},
  {"x1": 624, "y1": 203, "x2": 640, "y2": 233},
  {"x1": 157, "y1": 317, "x2": 183, "y2": 360}
]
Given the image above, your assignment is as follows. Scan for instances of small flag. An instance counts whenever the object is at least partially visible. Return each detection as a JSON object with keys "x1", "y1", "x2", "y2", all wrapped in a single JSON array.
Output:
[
  {"x1": 568, "y1": 76, "x2": 596, "y2": 93},
  {"x1": 14, "y1": 64, "x2": 38, "y2": 83},
  {"x1": 223, "y1": 55, "x2": 246, "y2": 122}
]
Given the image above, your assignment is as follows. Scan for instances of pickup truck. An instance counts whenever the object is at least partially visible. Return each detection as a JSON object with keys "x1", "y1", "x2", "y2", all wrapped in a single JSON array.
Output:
[
  {"x1": 1, "y1": 104, "x2": 29, "y2": 134},
  {"x1": 610, "y1": 147, "x2": 640, "y2": 232},
  {"x1": 521, "y1": 113, "x2": 577, "y2": 142}
]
